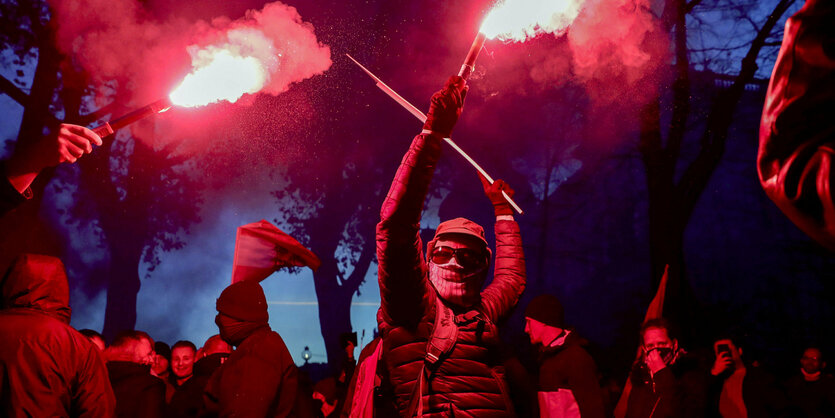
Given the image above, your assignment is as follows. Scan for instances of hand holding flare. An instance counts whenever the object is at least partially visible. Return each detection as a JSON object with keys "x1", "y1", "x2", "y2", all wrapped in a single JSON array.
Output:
[{"x1": 345, "y1": 54, "x2": 523, "y2": 214}]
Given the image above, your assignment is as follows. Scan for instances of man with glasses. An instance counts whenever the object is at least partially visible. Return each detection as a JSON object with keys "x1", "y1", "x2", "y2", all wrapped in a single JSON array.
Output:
[
  {"x1": 786, "y1": 346, "x2": 835, "y2": 417},
  {"x1": 374, "y1": 75, "x2": 526, "y2": 417}
]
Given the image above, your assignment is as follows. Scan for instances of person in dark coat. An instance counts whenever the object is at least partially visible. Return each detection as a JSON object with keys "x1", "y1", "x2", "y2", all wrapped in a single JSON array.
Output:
[
  {"x1": 1, "y1": 124, "x2": 101, "y2": 216},
  {"x1": 785, "y1": 347, "x2": 835, "y2": 418},
  {"x1": 106, "y1": 330, "x2": 167, "y2": 418},
  {"x1": 0, "y1": 253, "x2": 115, "y2": 416},
  {"x1": 624, "y1": 319, "x2": 707, "y2": 418},
  {"x1": 203, "y1": 280, "x2": 302, "y2": 417},
  {"x1": 707, "y1": 336, "x2": 789, "y2": 418},
  {"x1": 758, "y1": 0, "x2": 835, "y2": 250},
  {"x1": 375, "y1": 75, "x2": 526, "y2": 417},
  {"x1": 167, "y1": 335, "x2": 230, "y2": 418},
  {"x1": 524, "y1": 294, "x2": 606, "y2": 418}
]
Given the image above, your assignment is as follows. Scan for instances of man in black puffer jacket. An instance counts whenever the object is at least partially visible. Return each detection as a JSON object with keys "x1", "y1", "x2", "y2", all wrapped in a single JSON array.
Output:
[{"x1": 375, "y1": 75, "x2": 526, "y2": 417}]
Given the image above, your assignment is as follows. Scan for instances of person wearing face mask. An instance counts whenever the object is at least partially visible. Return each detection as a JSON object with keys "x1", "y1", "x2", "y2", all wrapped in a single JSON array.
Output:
[
  {"x1": 375, "y1": 75, "x2": 526, "y2": 417},
  {"x1": 202, "y1": 280, "x2": 303, "y2": 417},
  {"x1": 623, "y1": 319, "x2": 706, "y2": 418},
  {"x1": 524, "y1": 294, "x2": 605, "y2": 418}
]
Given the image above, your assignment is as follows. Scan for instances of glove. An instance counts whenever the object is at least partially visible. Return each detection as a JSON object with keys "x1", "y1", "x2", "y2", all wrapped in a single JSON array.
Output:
[
  {"x1": 479, "y1": 174, "x2": 514, "y2": 217},
  {"x1": 423, "y1": 76, "x2": 468, "y2": 137}
]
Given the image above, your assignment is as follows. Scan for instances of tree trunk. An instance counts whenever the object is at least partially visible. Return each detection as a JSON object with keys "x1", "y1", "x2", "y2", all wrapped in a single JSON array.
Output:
[
  {"x1": 0, "y1": 27, "x2": 63, "y2": 268},
  {"x1": 102, "y1": 235, "x2": 143, "y2": 340}
]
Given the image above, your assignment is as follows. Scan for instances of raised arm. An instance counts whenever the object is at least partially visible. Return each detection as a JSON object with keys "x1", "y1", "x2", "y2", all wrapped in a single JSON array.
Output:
[
  {"x1": 377, "y1": 76, "x2": 467, "y2": 326},
  {"x1": 479, "y1": 178, "x2": 526, "y2": 322},
  {"x1": 758, "y1": 0, "x2": 835, "y2": 250}
]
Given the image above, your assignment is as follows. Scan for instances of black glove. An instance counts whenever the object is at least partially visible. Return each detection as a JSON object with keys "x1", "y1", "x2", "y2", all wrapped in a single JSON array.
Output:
[
  {"x1": 423, "y1": 76, "x2": 468, "y2": 137},
  {"x1": 479, "y1": 174, "x2": 514, "y2": 217}
]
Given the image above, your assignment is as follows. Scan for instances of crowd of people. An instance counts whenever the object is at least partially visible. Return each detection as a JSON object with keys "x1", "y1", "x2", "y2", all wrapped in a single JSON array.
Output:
[{"x1": 1, "y1": 0, "x2": 834, "y2": 416}]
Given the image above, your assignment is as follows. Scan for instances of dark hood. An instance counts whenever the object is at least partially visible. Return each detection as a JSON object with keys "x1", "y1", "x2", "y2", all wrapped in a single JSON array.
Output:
[{"x1": 1, "y1": 254, "x2": 72, "y2": 323}]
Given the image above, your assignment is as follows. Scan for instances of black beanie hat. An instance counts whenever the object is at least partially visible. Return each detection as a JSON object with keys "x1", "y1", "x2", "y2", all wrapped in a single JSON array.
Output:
[
  {"x1": 216, "y1": 281, "x2": 269, "y2": 322},
  {"x1": 525, "y1": 294, "x2": 565, "y2": 328}
]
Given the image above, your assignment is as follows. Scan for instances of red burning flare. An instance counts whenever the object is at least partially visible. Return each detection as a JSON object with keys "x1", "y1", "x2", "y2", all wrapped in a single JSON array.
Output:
[
  {"x1": 460, "y1": 0, "x2": 585, "y2": 79},
  {"x1": 169, "y1": 28, "x2": 278, "y2": 108}
]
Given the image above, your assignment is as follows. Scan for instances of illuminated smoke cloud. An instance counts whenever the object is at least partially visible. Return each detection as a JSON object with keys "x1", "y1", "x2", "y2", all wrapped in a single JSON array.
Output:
[{"x1": 47, "y1": 0, "x2": 331, "y2": 105}]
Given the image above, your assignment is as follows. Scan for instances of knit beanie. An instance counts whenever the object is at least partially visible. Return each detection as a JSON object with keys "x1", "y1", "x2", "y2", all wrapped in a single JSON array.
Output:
[
  {"x1": 524, "y1": 294, "x2": 565, "y2": 328},
  {"x1": 216, "y1": 281, "x2": 269, "y2": 322}
]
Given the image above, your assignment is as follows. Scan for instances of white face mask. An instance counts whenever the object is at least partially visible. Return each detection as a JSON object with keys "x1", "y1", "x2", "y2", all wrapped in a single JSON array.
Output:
[{"x1": 428, "y1": 259, "x2": 487, "y2": 307}]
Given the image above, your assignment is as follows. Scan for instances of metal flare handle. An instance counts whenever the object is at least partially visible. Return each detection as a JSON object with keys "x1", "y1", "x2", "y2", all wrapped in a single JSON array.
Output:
[{"x1": 91, "y1": 98, "x2": 172, "y2": 138}]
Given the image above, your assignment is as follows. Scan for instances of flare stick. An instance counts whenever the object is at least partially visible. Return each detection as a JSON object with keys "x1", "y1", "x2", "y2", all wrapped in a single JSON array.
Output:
[
  {"x1": 346, "y1": 54, "x2": 523, "y2": 214},
  {"x1": 91, "y1": 99, "x2": 172, "y2": 138},
  {"x1": 458, "y1": 32, "x2": 487, "y2": 81}
]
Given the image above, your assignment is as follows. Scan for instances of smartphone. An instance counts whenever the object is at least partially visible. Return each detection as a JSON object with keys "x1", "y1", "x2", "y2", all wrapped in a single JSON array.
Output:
[{"x1": 717, "y1": 343, "x2": 732, "y2": 356}]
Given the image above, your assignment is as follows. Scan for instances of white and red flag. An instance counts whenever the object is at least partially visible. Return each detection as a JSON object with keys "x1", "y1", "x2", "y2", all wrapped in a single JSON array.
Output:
[{"x1": 231, "y1": 220, "x2": 321, "y2": 283}]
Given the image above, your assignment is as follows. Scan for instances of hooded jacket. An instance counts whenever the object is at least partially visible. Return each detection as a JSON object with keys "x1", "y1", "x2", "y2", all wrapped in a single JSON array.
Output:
[
  {"x1": 0, "y1": 254, "x2": 116, "y2": 417},
  {"x1": 758, "y1": 0, "x2": 835, "y2": 249},
  {"x1": 375, "y1": 132, "x2": 526, "y2": 417}
]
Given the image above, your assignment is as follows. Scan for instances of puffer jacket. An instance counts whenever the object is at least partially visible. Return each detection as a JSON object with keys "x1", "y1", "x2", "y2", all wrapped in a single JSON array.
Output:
[
  {"x1": 758, "y1": 0, "x2": 835, "y2": 250},
  {"x1": 376, "y1": 132, "x2": 526, "y2": 417},
  {"x1": 0, "y1": 254, "x2": 116, "y2": 417}
]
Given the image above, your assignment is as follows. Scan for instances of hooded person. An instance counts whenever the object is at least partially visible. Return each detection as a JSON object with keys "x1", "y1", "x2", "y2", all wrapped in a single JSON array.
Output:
[
  {"x1": 374, "y1": 75, "x2": 526, "y2": 417},
  {"x1": 524, "y1": 294, "x2": 606, "y2": 418},
  {"x1": 0, "y1": 253, "x2": 115, "y2": 416},
  {"x1": 202, "y1": 280, "x2": 303, "y2": 417}
]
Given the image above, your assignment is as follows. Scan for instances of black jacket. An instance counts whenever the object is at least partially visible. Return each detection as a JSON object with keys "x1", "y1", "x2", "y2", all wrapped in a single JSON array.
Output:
[
  {"x1": 108, "y1": 360, "x2": 167, "y2": 418},
  {"x1": 707, "y1": 366, "x2": 789, "y2": 418},
  {"x1": 0, "y1": 161, "x2": 31, "y2": 217},
  {"x1": 203, "y1": 327, "x2": 301, "y2": 417},
  {"x1": 625, "y1": 354, "x2": 707, "y2": 418},
  {"x1": 167, "y1": 353, "x2": 227, "y2": 417}
]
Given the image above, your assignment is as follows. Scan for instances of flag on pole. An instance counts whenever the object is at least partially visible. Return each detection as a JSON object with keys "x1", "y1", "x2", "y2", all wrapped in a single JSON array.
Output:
[
  {"x1": 231, "y1": 220, "x2": 321, "y2": 283},
  {"x1": 613, "y1": 265, "x2": 670, "y2": 418}
]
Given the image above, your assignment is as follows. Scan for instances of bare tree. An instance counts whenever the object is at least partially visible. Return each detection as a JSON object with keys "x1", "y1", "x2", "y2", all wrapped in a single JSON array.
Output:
[{"x1": 639, "y1": 0, "x2": 796, "y2": 328}]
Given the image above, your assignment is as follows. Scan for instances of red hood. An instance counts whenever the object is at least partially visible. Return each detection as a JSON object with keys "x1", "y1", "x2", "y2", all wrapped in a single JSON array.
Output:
[{"x1": 1, "y1": 254, "x2": 72, "y2": 323}]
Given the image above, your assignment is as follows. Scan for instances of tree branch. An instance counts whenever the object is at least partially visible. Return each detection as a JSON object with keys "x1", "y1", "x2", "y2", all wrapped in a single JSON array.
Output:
[
  {"x1": 344, "y1": 220, "x2": 376, "y2": 297},
  {"x1": 685, "y1": 0, "x2": 703, "y2": 14},
  {"x1": 676, "y1": 0, "x2": 796, "y2": 221},
  {"x1": 0, "y1": 74, "x2": 29, "y2": 106}
]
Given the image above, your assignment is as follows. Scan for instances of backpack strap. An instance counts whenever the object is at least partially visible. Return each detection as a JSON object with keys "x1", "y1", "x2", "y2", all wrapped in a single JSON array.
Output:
[{"x1": 405, "y1": 296, "x2": 459, "y2": 417}]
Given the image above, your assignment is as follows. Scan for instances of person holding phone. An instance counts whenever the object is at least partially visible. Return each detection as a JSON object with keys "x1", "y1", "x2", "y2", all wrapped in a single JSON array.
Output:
[{"x1": 707, "y1": 336, "x2": 789, "y2": 417}]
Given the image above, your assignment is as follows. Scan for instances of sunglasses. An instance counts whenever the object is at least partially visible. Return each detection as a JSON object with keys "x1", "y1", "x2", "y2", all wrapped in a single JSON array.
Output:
[{"x1": 430, "y1": 246, "x2": 486, "y2": 269}]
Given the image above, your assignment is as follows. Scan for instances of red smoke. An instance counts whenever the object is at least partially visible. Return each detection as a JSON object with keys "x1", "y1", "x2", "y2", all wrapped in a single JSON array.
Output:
[{"x1": 47, "y1": 0, "x2": 331, "y2": 106}]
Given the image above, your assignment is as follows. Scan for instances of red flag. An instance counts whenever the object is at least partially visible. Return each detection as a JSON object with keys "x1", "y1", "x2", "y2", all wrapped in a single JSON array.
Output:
[
  {"x1": 613, "y1": 264, "x2": 670, "y2": 418},
  {"x1": 643, "y1": 265, "x2": 669, "y2": 321},
  {"x1": 231, "y1": 220, "x2": 321, "y2": 284}
]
